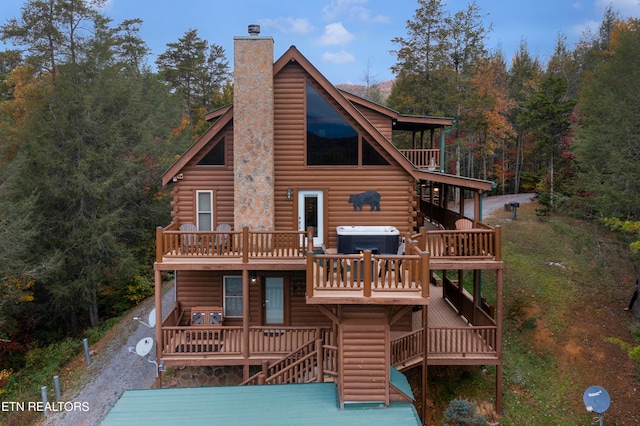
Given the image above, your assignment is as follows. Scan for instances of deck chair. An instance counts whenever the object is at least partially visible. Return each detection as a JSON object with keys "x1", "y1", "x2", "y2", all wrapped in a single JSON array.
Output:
[
  {"x1": 315, "y1": 244, "x2": 343, "y2": 280},
  {"x1": 379, "y1": 242, "x2": 406, "y2": 282},
  {"x1": 455, "y1": 218, "x2": 474, "y2": 229},
  {"x1": 179, "y1": 223, "x2": 198, "y2": 253},
  {"x1": 215, "y1": 223, "x2": 232, "y2": 253}
]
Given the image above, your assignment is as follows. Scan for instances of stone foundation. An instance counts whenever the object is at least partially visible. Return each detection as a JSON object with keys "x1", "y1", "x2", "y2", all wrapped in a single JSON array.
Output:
[{"x1": 165, "y1": 365, "x2": 245, "y2": 388}]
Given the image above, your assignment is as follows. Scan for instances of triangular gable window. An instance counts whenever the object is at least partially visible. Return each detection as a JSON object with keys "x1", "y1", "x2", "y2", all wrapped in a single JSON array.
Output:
[
  {"x1": 362, "y1": 138, "x2": 389, "y2": 165},
  {"x1": 198, "y1": 138, "x2": 225, "y2": 166}
]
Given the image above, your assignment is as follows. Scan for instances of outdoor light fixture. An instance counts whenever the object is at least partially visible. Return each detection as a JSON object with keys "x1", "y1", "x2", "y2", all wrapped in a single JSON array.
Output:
[
  {"x1": 250, "y1": 272, "x2": 257, "y2": 284},
  {"x1": 286, "y1": 187, "x2": 292, "y2": 199}
]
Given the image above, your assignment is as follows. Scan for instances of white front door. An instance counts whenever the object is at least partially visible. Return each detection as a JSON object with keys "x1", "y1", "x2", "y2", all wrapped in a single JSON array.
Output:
[{"x1": 298, "y1": 190, "x2": 324, "y2": 247}]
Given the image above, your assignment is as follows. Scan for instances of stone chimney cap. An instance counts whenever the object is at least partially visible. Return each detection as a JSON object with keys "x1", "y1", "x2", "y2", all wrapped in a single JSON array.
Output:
[{"x1": 248, "y1": 24, "x2": 260, "y2": 36}]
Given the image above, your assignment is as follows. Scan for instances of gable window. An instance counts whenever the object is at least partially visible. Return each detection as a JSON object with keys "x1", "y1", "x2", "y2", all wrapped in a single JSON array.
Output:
[
  {"x1": 223, "y1": 276, "x2": 243, "y2": 318},
  {"x1": 196, "y1": 190, "x2": 213, "y2": 231},
  {"x1": 197, "y1": 138, "x2": 225, "y2": 166},
  {"x1": 306, "y1": 83, "x2": 358, "y2": 165},
  {"x1": 362, "y1": 138, "x2": 390, "y2": 165}
]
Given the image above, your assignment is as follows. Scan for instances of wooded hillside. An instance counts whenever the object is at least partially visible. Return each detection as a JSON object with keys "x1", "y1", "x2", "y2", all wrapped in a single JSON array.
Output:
[{"x1": 1, "y1": 0, "x2": 639, "y2": 389}]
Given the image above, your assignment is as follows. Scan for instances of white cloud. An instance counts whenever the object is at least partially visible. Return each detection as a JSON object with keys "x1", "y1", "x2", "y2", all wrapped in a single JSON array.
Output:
[
  {"x1": 259, "y1": 17, "x2": 314, "y2": 35},
  {"x1": 595, "y1": 0, "x2": 640, "y2": 15},
  {"x1": 348, "y1": 6, "x2": 390, "y2": 24},
  {"x1": 322, "y1": 50, "x2": 356, "y2": 64},
  {"x1": 323, "y1": 0, "x2": 367, "y2": 21},
  {"x1": 322, "y1": 0, "x2": 389, "y2": 23},
  {"x1": 317, "y1": 22, "x2": 355, "y2": 46},
  {"x1": 573, "y1": 19, "x2": 599, "y2": 37}
]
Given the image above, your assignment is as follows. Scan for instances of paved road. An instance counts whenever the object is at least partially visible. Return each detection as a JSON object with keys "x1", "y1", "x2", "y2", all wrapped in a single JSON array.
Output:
[{"x1": 463, "y1": 193, "x2": 536, "y2": 220}]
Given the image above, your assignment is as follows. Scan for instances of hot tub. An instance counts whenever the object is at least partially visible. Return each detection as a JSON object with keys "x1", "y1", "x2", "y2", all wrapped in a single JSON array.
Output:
[{"x1": 336, "y1": 225, "x2": 399, "y2": 254}]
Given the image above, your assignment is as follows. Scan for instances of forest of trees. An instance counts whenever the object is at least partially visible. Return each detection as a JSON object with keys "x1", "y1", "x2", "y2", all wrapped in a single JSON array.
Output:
[{"x1": 1, "y1": 0, "x2": 639, "y2": 374}]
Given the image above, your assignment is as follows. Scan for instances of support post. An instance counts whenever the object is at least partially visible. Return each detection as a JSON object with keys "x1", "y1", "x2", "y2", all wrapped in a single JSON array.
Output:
[
  {"x1": 242, "y1": 269, "x2": 250, "y2": 360},
  {"x1": 154, "y1": 269, "x2": 163, "y2": 388},
  {"x1": 422, "y1": 304, "x2": 429, "y2": 423}
]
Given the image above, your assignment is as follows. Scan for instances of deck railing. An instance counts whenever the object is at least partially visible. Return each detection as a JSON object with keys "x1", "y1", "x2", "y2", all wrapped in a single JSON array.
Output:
[
  {"x1": 156, "y1": 225, "x2": 313, "y2": 262},
  {"x1": 390, "y1": 325, "x2": 498, "y2": 367},
  {"x1": 305, "y1": 250, "x2": 430, "y2": 299},
  {"x1": 161, "y1": 324, "x2": 329, "y2": 357},
  {"x1": 409, "y1": 224, "x2": 501, "y2": 262},
  {"x1": 399, "y1": 148, "x2": 440, "y2": 170}
]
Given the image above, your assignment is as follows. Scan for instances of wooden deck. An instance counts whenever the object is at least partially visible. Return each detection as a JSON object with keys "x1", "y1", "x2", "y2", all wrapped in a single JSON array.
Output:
[{"x1": 390, "y1": 282, "x2": 499, "y2": 369}]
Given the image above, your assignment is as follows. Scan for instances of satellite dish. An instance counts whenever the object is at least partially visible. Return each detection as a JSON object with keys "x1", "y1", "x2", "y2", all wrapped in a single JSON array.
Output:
[
  {"x1": 583, "y1": 385, "x2": 610, "y2": 414},
  {"x1": 134, "y1": 337, "x2": 154, "y2": 357},
  {"x1": 148, "y1": 309, "x2": 156, "y2": 328}
]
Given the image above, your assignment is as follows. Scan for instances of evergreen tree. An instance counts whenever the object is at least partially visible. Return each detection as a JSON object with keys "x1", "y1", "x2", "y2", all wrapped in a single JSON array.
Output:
[
  {"x1": 518, "y1": 74, "x2": 575, "y2": 208},
  {"x1": 156, "y1": 29, "x2": 230, "y2": 125},
  {"x1": 0, "y1": 4, "x2": 180, "y2": 335},
  {"x1": 572, "y1": 18, "x2": 640, "y2": 219},
  {"x1": 507, "y1": 41, "x2": 543, "y2": 192}
]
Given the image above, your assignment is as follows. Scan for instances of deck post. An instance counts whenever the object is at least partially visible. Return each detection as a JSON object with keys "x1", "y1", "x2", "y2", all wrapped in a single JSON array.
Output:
[
  {"x1": 155, "y1": 226, "x2": 163, "y2": 262},
  {"x1": 422, "y1": 304, "x2": 429, "y2": 423},
  {"x1": 421, "y1": 251, "x2": 430, "y2": 298},
  {"x1": 495, "y1": 267, "x2": 504, "y2": 413},
  {"x1": 306, "y1": 252, "x2": 314, "y2": 298},
  {"x1": 495, "y1": 226, "x2": 502, "y2": 261},
  {"x1": 307, "y1": 226, "x2": 314, "y2": 251},
  {"x1": 154, "y1": 269, "x2": 163, "y2": 388},
  {"x1": 242, "y1": 269, "x2": 250, "y2": 360},
  {"x1": 242, "y1": 226, "x2": 249, "y2": 263},
  {"x1": 363, "y1": 250, "x2": 372, "y2": 297},
  {"x1": 316, "y1": 338, "x2": 324, "y2": 382}
]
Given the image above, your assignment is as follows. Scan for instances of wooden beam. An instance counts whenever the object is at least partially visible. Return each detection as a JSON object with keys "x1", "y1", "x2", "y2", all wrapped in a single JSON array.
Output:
[{"x1": 389, "y1": 305, "x2": 413, "y2": 326}]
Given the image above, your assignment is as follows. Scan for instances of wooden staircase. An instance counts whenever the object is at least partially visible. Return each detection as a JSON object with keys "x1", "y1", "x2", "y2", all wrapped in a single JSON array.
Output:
[{"x1": 240, "y1": 338, "x2": 337, "y2": 385}]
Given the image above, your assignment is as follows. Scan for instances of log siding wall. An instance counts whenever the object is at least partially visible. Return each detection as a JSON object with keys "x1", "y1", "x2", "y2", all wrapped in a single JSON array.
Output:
[{"x1": 273, "y1": 63, "x2": 417, "y2": 246}]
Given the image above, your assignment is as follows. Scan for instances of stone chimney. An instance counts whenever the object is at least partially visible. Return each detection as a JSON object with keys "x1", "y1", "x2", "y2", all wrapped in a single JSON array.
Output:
[{"x1": 233, "y1": 25, "x2": 274, "y2": 230}]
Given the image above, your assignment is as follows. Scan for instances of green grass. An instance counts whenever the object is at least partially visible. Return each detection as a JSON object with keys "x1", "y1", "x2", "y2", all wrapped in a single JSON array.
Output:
[
  {"x1": 429, "y1": 202, "x2": 639, "y2": 425},
  {"x1": 0, "y1": 314, "x2": 124, "y2": 425}
]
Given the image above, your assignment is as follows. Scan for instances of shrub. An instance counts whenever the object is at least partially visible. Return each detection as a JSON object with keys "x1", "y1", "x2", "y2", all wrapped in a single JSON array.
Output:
[{"x1": 443, "y1": 398, "x2": 486, "y2": 426}]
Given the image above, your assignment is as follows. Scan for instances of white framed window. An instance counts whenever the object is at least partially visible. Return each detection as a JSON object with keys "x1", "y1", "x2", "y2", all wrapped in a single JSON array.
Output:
[
  {"x1": 223, "y1": 276, "x2": 243, "y2": 318},
  {"x1": 196, "y1": 190, "x2": 213, "y2": 231}
]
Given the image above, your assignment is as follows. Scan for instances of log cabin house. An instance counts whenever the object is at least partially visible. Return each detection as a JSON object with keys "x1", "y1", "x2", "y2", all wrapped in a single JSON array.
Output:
[{"x1": 151, "y1": 26, "x2": 504, "y2": 421}]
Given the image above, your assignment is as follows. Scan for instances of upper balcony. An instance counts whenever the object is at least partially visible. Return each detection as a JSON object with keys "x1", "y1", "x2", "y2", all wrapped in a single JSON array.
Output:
[
  {"x1": 398, "y1": 148, "x2": 440, "y2": 170},
  {"x1": 155, "y1": 223, "x2": 501, "y2": 304}
]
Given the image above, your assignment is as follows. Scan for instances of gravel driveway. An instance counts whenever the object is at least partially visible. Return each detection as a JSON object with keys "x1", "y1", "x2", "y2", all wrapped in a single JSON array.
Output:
[
  {"x1": 43, "y1": 285, "x2": 175, "y2": 426},
  {"x1": 40, "y1": 194, "x2": 535, "y2": 425}
]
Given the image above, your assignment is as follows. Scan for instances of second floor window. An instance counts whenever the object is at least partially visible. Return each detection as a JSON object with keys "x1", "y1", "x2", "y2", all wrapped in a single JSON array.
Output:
[{"x1": 196, "y1": 190, "x2": 213, "y2": 231}]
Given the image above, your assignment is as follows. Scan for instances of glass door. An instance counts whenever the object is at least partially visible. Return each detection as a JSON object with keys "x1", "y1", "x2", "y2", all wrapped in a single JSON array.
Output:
[
  {"x1": 298, "y1": 190, "x2": 324, "y2": 247},
  {"x1": 264, "y1": 277, "x2": 284, "y2": 325}
]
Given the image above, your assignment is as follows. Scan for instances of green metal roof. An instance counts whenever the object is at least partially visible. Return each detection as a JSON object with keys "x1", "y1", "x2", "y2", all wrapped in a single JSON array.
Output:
[
  {"x1": 390, "y1": 366, "x2": 415, "y2": 400},
  {"x1": 101, "y1": 382, "x2": 422, "y2": 425}
]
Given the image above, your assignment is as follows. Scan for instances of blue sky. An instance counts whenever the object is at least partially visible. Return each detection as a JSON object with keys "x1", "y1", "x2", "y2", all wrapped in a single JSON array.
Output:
[{"x1": 1, "y1": 0, "x2": 639, "y2": 84}]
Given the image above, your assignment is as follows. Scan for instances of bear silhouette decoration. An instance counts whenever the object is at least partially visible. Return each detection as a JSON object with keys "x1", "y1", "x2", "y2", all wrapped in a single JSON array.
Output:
[{"x1": 348, "y1": 191, "x2": 381, "y2": 211}]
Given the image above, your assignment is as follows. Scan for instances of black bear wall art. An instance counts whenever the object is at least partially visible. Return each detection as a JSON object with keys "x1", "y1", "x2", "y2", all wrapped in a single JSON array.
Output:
[{"x1": 348, "y1": 191, "x2": 381, "y2": 211}]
